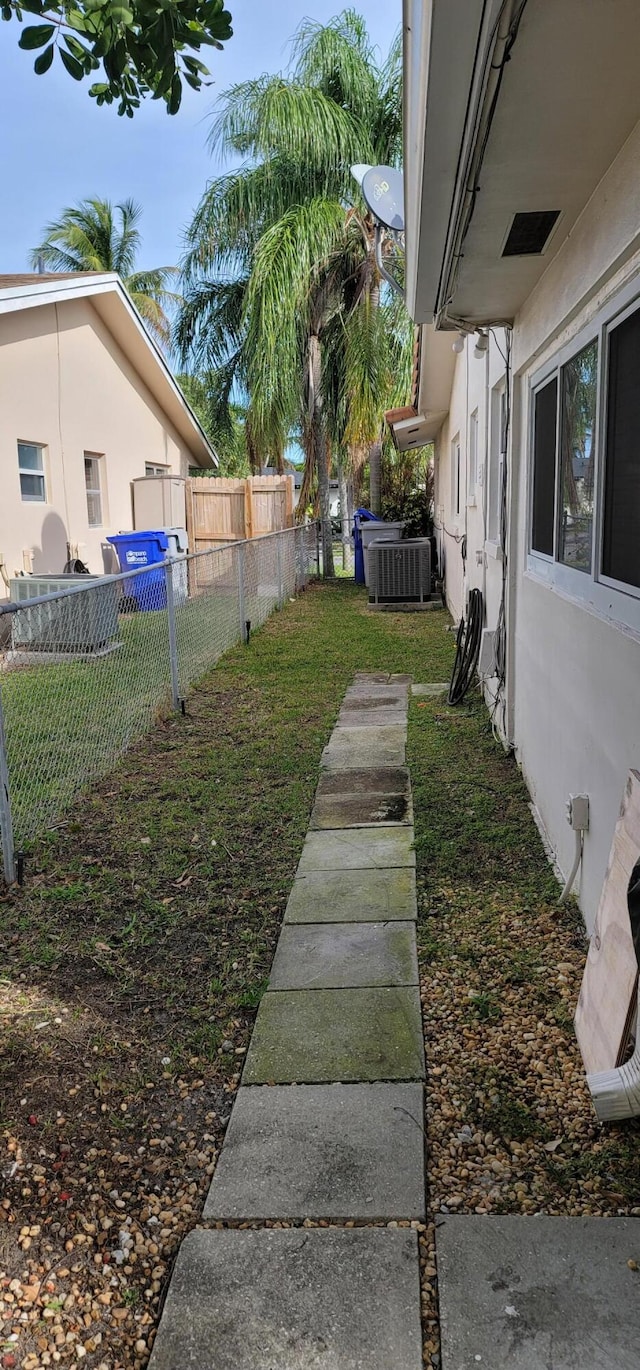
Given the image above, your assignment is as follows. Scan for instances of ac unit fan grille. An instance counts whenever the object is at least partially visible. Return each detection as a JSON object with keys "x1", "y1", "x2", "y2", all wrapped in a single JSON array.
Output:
[{"x1": 368, "y1": 539, "x2": 431, "y2": 603}]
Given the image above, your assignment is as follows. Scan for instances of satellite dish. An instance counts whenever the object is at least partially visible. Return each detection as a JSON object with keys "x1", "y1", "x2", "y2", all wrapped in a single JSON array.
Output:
[
  {"x1": 350, "y1": 163, "x2": 372, "y2": 190},
  {"x1": 361, "y1": 165, "x2": 405, "y2": 233}
]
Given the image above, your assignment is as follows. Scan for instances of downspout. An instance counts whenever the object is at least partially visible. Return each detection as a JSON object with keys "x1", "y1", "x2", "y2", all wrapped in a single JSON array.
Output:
[
  {"x1": 503, "y1": 335, "x2": 518, "y2": 749},
  {"x1": 481, "y1": 341, "x2": 489, "y2": 605},
  {"x1": 55, "y1": 303, "x2": 73, "y2": 558}
]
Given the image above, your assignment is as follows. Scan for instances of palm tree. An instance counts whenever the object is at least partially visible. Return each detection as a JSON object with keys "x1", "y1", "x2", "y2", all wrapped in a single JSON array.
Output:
[
  {"x1": 177, "y1": 372, "x2": 253, "y2": 477},
  {"x1": 176, "y1": 10, "x2": 411, "y2": 574},
  {"x1": 31, "y1": 197, "x2": 178, "y2": 348}
]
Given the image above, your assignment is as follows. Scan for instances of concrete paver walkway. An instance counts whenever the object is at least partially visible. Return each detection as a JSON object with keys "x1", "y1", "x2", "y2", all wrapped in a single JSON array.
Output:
[
  {"x1": 149, "y1": 669, "x2": 640, "y2": 1370},
  {"x1": 149, "y1": 673, "x2": 425, "y2": 1370},
  {"x1": 204, "y1": 1082, "x2": 425, "y2": 1221},
  {"x1": 437, "y1": 1215, "x2": 640, "y2": 1369},
  {"x1": 284, "y1": 866, "x2": 417, "y2": 923},
  {"x1": 150, "y1": 1227, "x2": 422, "y2": 1370}
]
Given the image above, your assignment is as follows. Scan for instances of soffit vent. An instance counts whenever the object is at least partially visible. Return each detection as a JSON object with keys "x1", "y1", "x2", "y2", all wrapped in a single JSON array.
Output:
[{"x1": 502, "y1": 210, "x2": 560, "y2": 257}]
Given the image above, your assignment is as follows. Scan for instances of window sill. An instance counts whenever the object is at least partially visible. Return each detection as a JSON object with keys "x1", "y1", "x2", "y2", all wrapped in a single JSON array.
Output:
[
  {"x1": 525, "y1": 557, "x2": 640, "y2": 643},
  {"x1": 484, "y1": 539, "x2": 503, "y2": 561}
]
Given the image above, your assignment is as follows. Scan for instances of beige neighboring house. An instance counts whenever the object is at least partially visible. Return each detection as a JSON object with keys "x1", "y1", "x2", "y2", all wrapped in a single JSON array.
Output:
[{"x1": 0, "y1": 272, "x2": 216, "y2": 590}]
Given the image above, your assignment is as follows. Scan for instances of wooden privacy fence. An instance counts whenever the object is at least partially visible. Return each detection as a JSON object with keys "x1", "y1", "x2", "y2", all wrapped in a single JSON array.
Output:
[{"x1": 186, "y1": 475, "x2": 294, "y2": 552}]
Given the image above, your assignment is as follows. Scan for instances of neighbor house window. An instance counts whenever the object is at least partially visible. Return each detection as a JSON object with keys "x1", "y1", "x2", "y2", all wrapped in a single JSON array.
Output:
[
  {"x1": 451, "y1": 434, "x2": 461, "y2": 518},
  {"x1": 84, "y1": 453, "x2": 104, "y2": 528},
  {"x1": 468, "y1": 409, "x2": 478, "y2": 500},
  {"x1": 18, "y1": 442, "x2": 46, "y2": 502},
  {"x1": 145, "y1": 463, "x2": 169, "y2": 477}
]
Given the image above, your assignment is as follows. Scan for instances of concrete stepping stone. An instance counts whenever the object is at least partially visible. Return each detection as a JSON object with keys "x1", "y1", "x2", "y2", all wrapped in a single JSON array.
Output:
[
  {"x1": 204, "y1": 1082, "x2": 426, "y2": 1221},
  {"x1": 284, "y1": 867, "x2": 417, "y2": 924},
  {"x1": 316, "y1": 764, "x2": 411, "y2": 796},
  {"x1": 337, "y1": 707, "x2": 408, "y2": 728},
  {"x1": 341, "y1": 691, "x2": 408, "y2": 709},
  {"x1": 342, "y1": 693, "x2": 409, "y2": 711},
  {"x1": 322, "y1": 723, "x2": 406, "y2": 769},
  {"x1": 310, "y1": 790, "x2": 411, "y2": 827},
  {"x1": 437, "y1": 1215, "x2": 640, "y2": 1370},
  {"x1": 297, "y1": 826, "x2": 415, "y2": 873},
  {"x1": 269, "y1": 921, "x2": 418, "y2": 990},
  {"x1": 243, "y1": 986, "x2": 425, "y2": 1083},
  {"x1": 148, "y1": 1227, "x2": 423, "y2": 1370}
]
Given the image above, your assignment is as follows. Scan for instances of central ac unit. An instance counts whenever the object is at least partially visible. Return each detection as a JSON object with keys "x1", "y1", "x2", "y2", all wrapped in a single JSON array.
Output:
[
  {"x1": 368, "y1": 538, "x2": 432, "y2": 604},
  {"x1": 9, "y1": 575, "x2": 120, "y2": 655}
]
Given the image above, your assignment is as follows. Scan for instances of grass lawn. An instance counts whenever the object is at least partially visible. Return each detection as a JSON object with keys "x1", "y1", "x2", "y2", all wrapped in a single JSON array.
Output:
[
  {"x1": 2, "y1": 580, "x2": 637, "y2": 1370},
  {"x1": 0, "y1": 582, "x2": 453, "y2": 1370},
  {"x1": 1, "y1": 574, "x2": 270, "y2": 850}
]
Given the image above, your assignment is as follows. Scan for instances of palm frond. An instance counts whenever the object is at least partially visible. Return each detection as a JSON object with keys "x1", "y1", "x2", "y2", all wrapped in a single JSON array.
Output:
[
  {"x1": 174, "y1": 277, "x2": 249, "y2": 371},
  {"x1": 291, "y1": 9, "x2": 380, "y2": 131},
  {"x1": 208, "y1": 77, "x2": 373, "y2": 180},
  {"x1": 110, "y1": 199, "x2": 141, "y2": 276}
]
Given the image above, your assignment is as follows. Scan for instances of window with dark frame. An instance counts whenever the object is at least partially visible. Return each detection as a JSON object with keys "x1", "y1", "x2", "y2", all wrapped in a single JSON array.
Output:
[
  {"x1": 531, "y1": 301, "x2": 640, "y2": 598},
  {"x1": 531, "y1": 340, "x2": 597, "y2": 573},
  {"x1": 531, "y1": 378, "x2": 557, "y2": 556},
  {"x1": 558, "y1": 340, "x2": 597, "y2": 574},
  {"x1": 602, "y1": 308, "x2": 640, "y2": 590}
]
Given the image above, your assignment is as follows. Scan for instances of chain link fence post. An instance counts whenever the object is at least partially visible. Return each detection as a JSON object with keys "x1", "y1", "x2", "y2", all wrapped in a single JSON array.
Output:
[
  {"x1": 315, "y1": 522, "x2": 321, "y2": 578},
  {"x1": 276, "y1": 537, "x2": 284, "y2": 609},
  {"x1": 0, "y1": 685, "x2": 16, "y2": 885},
  {"x1": 165, "y1": 560, "x2": 180, "y2": 710},
  {"x1": 237, "y1": 542, "x2": 247, "y2": 643}
]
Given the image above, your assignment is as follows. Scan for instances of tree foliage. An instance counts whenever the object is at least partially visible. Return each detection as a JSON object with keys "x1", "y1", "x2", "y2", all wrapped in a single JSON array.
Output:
[
  {"x1": 31, "y1": 196, "x2": 178, "y2": 346},
  {"x1": 176, "y1": 9, "x2": 412, "y2": 572},
  {"x1": 5, "y1": 0, "x2": 233, "y2": 116},
  {"x1": 178, "y1": 373, "x2": 252, "y2": 477}
]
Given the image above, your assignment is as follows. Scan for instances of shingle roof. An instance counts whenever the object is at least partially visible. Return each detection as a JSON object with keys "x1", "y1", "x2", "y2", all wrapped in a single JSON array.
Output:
[{"x1": 0, "y1": 272, "x2": 103, "y2": 289}]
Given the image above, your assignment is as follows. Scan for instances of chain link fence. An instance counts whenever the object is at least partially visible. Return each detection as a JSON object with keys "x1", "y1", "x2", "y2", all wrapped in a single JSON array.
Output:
[{"x1": 0, "y1": 523, "x2": 320, "y2": 883}]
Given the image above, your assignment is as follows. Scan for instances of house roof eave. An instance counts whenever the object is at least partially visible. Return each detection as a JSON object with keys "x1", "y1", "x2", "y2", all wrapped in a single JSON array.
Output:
[{"x1": 0, "y1": 274, "x2": 218, "y2": 469}]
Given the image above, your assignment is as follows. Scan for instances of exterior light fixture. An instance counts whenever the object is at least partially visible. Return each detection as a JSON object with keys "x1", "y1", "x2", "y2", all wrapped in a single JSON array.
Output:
[
  {"x1": 473, "y1": 330, "x2": 489, "y2": 359},
  {"x1": 452, "y1": 333, "x2": 465, "y2": 354}
]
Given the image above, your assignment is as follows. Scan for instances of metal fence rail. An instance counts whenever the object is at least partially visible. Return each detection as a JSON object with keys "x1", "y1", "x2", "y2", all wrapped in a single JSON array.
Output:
[{"x1": 0, "y1": 523, "x2": 319, "y2": 883}]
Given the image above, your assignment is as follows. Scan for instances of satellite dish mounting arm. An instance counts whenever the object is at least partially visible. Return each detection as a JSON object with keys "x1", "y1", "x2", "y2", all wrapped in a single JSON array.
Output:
[{"x1": 374, "y1": 221, "x2": 404, "y2": 299}]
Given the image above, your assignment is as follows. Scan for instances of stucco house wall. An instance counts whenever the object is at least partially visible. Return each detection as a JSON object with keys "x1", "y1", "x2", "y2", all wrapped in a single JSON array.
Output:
[
  {"x1": 509, "y1": 116, "x2": 640, "y2": 931},
  {"x1": 431, "y1": 115, "x2": 640, "y2": 930},
  {"x1": 0, "y1": 293, "x2": 197, "y2": 581}
]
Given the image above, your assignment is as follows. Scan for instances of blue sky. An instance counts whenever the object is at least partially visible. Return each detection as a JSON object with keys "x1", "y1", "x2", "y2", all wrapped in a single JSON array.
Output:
[{"x1": 0, "y1": 0, "x2": 401, "y2": 275}]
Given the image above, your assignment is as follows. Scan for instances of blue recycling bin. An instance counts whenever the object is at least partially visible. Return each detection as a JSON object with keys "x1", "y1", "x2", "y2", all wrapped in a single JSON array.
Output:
[
  {"x1": 107, "y1": 529, "x2": 171, "y2": 611},
  {"x1": 353, "y1": 508, "x2": 382, "y2": 585}
]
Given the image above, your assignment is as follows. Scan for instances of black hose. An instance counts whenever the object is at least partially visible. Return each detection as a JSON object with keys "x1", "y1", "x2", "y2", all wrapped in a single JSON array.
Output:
[{"x1": 448, "y1": 587, "x2": 483, "y2": 706}]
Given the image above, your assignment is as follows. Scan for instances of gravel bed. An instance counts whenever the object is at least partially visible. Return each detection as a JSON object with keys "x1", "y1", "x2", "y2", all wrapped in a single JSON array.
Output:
[{"x1": 410, "y1": 693, "x2": 640, "y2": 1368}]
